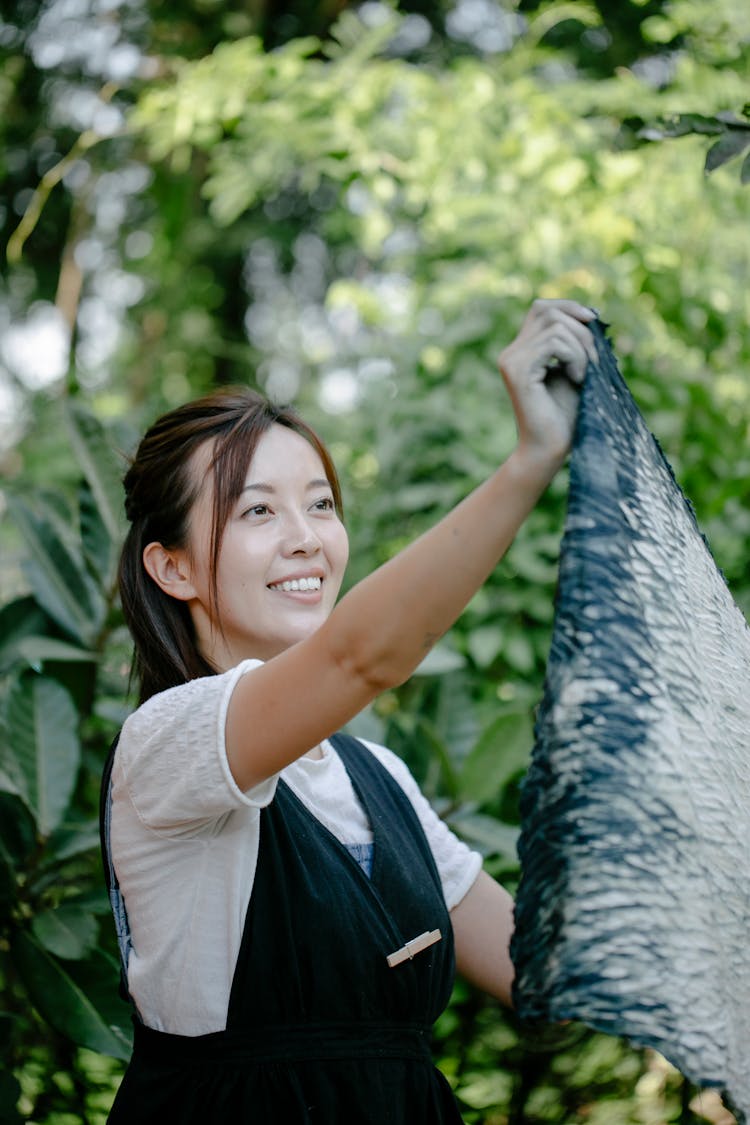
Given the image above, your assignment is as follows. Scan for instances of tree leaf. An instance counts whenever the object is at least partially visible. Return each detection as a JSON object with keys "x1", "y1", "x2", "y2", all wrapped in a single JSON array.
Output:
[
  {"x1": 11, "y1": 930, "x2": 132, "y2": 1059},
  {"x1": 704, "y1": 130, "x2": 750, "y2": 174},
  {"x1": 15, "y1": 636, "x2": 96, "y2": 671},
  {"x1": 466, "y1": 625, "x2": 504, "y2": 669},
  {"x1": 79, "y1": 479, "x2": 114, "y2": 587},
  {"x1": 434, "y1": 673, "x2": 479, "y2": 765},
  {"x1": 0, "y1": 791, "x2": 36, "y2": 853},
  {"x1": 503, "y1": 631, "x2": 536, "y2": 674},
  {"x1": 64, "y1": 401, "x2": 125, "y2": 546},
  {"x1": 0, "y1": 793, "x2": 37, "y2": 905},
  {"x1": 741, "y1": 150, "x2": 750, "y2": 185},
  {"x1": 32, "y1": 905, "x2": 98, "y2": 960},
  {"x1": 5, "y1": 675, "x2": 80, "y2": 836},
  {"x1": 413, "y1": 642, "x2": 466, "y2": 676},
  {"x1": 0, "y1": 597, "x2": 50, "y2": 674},
  {"x1": 414, "y1": 717, "x2": 460, "y2": 799},
  {"x1": 44, "y1": 820, "x2": 101, "y2": 865},
  {"x1": 64, "y1": 887, "x2": 112, "y2": 915},
  {"x1": 447, "y1": 809, "x2": 520, "y2": 861},
  {"x1": 459, "y1": 711, "x2": 533, "y2": 805},
  {"x1": 5, "y1": 495, "x2": 102, "y2": 646},
  {"x1": 640, "y1": 113, "x2": 726, "y2": 140},
  {"x1": 715, "y1": 110, "x2": 750, "y2": 128}
]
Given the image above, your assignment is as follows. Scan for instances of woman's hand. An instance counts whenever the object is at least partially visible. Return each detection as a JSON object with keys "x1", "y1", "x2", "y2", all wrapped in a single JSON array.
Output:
[{"x1": 498, "y1": 299, "x2": 598, "y2": 470}]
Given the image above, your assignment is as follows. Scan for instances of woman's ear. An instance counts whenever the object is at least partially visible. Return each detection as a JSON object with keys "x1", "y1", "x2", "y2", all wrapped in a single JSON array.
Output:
[{"x1": 142, "y1": 542, "x2": 197, "y2": 602}]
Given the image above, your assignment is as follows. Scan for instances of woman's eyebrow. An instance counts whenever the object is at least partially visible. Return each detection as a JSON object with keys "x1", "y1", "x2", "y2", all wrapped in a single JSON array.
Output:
[
  {"x1": 239, "y1": 482, "x2": 274, "y2": 495},
  {"x1": 240, "y1": 478, "x2": 331, "y2": 494}
]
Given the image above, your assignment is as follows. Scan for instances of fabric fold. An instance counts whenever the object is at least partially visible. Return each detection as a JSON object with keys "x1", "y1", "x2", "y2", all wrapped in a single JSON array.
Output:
[{"x1": 511, "y1": 321, "x2": 750, "y2": 1123}]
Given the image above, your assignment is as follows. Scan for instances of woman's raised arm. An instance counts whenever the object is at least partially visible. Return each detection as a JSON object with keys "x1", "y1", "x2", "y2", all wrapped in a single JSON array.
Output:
[{"x1": 225, "y1": 299, "x2": 596, "y2": 791}]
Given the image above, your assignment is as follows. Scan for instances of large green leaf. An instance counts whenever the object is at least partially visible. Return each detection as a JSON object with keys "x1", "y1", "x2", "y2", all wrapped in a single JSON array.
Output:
[
  {"x1": 434, "y1": 673, "x2": 479, "y2": 765},
  {"x1": 64, "y1": 402, "x2": 125, "y2": 548},
  {"x1": 0, "y1": 793, "x2": 36, "y2": 908},
  {"x1": 44, "y1": 820, "x2": 101, "y2": 865},
  {"x1": 79, "y1": 478, "x2": 114, "y2": 588},
  {"x1": 447, "y1": 809, "x2": 520, "y2": 862},
  {"x1": 412, "y1": 642, "x2": 466, "y2": 677},
  {"x1": 414, "y1": 717, "x2": 460, "y2": 800},
  {"x1": 6, "y1": 495, "x2": 103, "y2": 646},
  {"x1": 0, "y1": 792, "x2": 36, "y2": 865},
  {"x1": 64, "y1": 887, "x2": 112, "y2": 915},
  {"x1": 0, "y1": 792, "x2": 35, "y2": 913},
  {"x1": 32, "y1": 904, "x2": 99, "y2": 960},
  {"x1": 14, "y1": 636, "x2": 96, "y2": 672},
  {"x1": 0, "y1": 597, "x2": 50, "y2": 675},
  {"x1": 5, "y1": 675, "x2": 80, "y2": 836},
  {"x1": 459, "y1": 711, "x2": 533, "y2": 806},
  {"x1": 741, "y1": 149, "x2": 750, "y2": 184},
  {"x1": 12, "y1": 930, "x2": 132, "y2": 1060}
]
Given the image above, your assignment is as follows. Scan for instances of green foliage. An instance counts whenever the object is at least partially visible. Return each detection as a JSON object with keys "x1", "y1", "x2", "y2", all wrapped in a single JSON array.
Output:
[
  {"x1": 624, "y1": 108, "x2": 750, "y2": 185},
  {"x1": 12, "y1": 933, "x2": 130, "y2": 1060},
  {"x1": 0, "y1": 411, "x2": 131, "y2": 1121},
  {"x1": 5, "y1": 674, "x2": 80, "y2": 836}
]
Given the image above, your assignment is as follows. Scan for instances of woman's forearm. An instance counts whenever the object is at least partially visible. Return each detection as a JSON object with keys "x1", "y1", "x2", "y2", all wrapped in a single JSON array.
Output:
[{"x1": 325, "y1": 443, "x2": 561, "y2": 691}]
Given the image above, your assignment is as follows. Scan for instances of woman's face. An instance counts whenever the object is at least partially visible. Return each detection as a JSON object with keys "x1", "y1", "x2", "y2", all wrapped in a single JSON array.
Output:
[{"x1": 184, "y1": 423, "x2": 349, "y2": 670}]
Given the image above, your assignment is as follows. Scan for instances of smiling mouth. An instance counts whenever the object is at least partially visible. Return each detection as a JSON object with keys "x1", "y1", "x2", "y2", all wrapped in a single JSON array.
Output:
[{"x1": 268, "y1": 577, "x2": 323, "y2": 593}]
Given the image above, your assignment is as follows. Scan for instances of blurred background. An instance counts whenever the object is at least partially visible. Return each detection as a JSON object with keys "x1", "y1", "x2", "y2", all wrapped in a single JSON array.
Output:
[{"x1": 0, "y1": 1, "x2": 748, "y2": 1121}]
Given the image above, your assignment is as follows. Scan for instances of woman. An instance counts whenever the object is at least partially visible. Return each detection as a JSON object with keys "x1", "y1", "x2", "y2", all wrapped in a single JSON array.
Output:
[{"x1": 102, "y1": 298, "x2": 597, "y2": 1122}]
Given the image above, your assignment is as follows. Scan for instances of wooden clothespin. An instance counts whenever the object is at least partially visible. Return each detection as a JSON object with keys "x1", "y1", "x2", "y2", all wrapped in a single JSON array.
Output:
[{"x1": 386, "y1": 928, "x2": 442, "y2": 968}]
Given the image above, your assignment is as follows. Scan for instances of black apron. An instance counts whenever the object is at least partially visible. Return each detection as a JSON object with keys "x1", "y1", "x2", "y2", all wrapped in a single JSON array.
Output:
[{"x1": 102, "y1": 732, "x2": 465, "y2": 1123}]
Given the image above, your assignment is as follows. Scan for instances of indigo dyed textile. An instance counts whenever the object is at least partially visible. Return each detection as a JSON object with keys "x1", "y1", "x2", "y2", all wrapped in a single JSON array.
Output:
[{"x1": 511, "y1": 322, "x2": 750, "y2": 1121}]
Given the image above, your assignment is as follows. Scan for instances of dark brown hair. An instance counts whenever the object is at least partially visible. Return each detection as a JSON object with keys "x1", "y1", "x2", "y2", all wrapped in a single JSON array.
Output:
[{"x1": 118, "y1": 388, "x2": 343, "y2": 704}]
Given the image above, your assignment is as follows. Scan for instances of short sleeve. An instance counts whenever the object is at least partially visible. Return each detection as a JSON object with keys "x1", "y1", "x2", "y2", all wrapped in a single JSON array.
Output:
[
  {"x1": 361, "y1": 739, "x2": 483, "y2": 910},
  {"x1": 116, "y1": 659, "x2": 277, "y2": 834}
]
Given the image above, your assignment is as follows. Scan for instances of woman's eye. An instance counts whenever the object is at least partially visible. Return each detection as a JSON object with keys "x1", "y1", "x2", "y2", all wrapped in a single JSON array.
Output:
[
  {"x1": 243, "y1": 504, "x2": 270, "y2": 518},
  {"x1": 312, "y1": 497, "x2": 334, "y2": 512}
]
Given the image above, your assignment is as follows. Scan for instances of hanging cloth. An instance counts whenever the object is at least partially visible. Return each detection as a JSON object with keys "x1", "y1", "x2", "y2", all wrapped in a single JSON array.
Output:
[{"x1": 511, "y1": 321, "x2": 750, "y2": 1123}]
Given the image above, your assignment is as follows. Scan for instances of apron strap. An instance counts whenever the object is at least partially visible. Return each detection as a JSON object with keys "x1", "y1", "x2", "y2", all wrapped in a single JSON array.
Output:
[{"x1": 99, "y1": 732, "x2": 134, "y2": 1004}]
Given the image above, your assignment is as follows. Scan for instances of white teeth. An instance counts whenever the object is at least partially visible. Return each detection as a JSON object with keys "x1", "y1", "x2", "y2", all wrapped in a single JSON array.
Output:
[{"x1": 270, "y1": 577, "x2": 322, "y2": 592}]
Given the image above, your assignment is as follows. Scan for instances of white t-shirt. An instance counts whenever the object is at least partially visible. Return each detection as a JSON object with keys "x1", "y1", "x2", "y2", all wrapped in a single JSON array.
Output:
[{"x1": 110, "y1": 659, "x2": 482, "y2": 1036}]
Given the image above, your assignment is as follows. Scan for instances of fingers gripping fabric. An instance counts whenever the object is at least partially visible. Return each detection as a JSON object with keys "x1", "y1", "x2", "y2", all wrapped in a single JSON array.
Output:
[{"x1": 511, "y1": 322, "x2": 750, "y2": 1121}]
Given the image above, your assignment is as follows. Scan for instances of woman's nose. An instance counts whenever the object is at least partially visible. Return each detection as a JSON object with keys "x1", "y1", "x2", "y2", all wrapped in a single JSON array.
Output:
[{"x1": 282, "y1": 519, "x2": 321, "y2": 556}]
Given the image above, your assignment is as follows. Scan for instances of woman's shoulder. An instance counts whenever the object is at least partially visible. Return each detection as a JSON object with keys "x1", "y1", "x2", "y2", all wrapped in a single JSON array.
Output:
[
  {"x1": 113, "y1": 658, "x2": 272, "y2": 830},
  {"x1": 121, "y1": 659, "x2": 263, "y2": 750}
]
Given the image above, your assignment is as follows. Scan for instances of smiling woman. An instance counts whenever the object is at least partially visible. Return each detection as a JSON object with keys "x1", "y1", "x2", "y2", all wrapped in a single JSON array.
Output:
[
  {"x1": 140, "y1": 424, "x2": 350, "y2": 669},
  {"x1": 118, "y1": 393, "x2": 346, "y2": 700},
  {"x1": 102, "y1": 298, "x2": 597, "y2": 1124}
]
